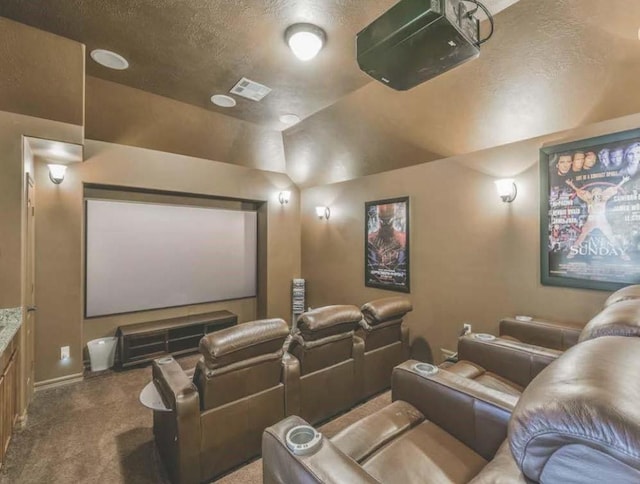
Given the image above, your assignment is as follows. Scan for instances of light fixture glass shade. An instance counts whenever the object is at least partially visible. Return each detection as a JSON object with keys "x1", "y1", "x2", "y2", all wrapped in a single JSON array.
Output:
[
  {"x1": 278, "y1": 191, "x2": 291, "y2": 204},
  {"x1": 286, "y1": 24, "x2": 326, "y2": 61},
  {"x1": 495, "y1": 178, "x2": 517, "y2": 202},
  {"x1": 315, "y1": 206, "x2": 330, "y2": 219},
  {"x1": 48, "y1": 164, "x2": 67, "y2": 184}
]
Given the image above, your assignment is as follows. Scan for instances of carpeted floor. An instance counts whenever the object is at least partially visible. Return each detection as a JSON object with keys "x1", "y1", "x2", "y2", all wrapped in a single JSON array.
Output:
[{"x1": 0, "y1": 355, "x2": 391, "y2": 483}]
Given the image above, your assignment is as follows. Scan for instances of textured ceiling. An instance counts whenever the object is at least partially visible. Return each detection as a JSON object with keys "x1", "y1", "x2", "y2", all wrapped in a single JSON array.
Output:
[
  {"x1": 284, "y1": 0, "x2": 640, "y2": 185},
  {"x1": 0, "y1": 0, "x2": 515, "y2": 131},
  {"x1": 2, "y1": 1, "x2": 640, "y2": 188},
  {"x1": 0, "y1": 0, "x2": 391, "y2": 130}
]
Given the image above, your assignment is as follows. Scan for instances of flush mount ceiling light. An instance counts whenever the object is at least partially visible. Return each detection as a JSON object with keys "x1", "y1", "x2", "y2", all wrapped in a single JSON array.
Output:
[
  {"x1": 90, "y1": 49, "x2": 129, "y2": 70},
  {"x1": 285, "y1": 23, "x2": 326, "y2": 61},
  {"x1": 279, "y1": 113, "x2": 300, "y2": 125},
  {"x1": 210, "y1": 94, "x2": 237, "y2": 108}
]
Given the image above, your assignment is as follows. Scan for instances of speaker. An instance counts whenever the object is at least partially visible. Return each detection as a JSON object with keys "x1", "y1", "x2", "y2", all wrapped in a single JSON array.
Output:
[{"x1": 357, "y1": 0, "x2": 480, "y2": 91}]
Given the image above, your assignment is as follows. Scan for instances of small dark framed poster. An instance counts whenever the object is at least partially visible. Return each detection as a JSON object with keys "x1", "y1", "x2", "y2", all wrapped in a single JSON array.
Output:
[
  {"x1": 365, "y1": 197, "x2": 410, "y2": 292},
  {"x1": 540, "y1": 127, "x2": 640, "y2": 291}
]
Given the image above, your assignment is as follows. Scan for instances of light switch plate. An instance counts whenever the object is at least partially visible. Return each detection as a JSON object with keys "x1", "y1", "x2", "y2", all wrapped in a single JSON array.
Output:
[{"x1": 60, "y1": 346, "x2": 70, "y2": 360}]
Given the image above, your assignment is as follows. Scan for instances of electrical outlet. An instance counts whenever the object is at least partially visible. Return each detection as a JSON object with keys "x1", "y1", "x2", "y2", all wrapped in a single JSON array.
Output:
[
  {"x1": 60, "y1": 346, "x2": 70, "y2": 360},
  {"x1": 463, "y1": 323, "x2": 472, "y2": 335}
]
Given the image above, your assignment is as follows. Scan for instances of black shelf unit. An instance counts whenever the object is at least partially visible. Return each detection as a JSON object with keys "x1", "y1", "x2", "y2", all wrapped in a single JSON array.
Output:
[{"x1": 116, "y1": 310, "x2": 237, "y2": 368}]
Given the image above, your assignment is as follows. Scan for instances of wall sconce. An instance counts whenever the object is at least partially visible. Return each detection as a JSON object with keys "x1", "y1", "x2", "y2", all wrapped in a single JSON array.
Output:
[
  {"x1": 48, "y1": 164, "x2": 68, "y2": 184},
  {"x1": 278, "y1": 191, "x2": 291, "y2": 205},
  {"x1": 315, "y1": 206, "x2": 330, "y2": 220},
  {"x1": 495, "y1": 179, "x2": 517, "y2": 203}
]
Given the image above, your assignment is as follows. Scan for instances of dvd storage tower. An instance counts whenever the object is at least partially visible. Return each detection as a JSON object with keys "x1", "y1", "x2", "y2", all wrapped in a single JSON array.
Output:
[{"x1": 292, "y1": 279, "x2": 305, "y2": 331}]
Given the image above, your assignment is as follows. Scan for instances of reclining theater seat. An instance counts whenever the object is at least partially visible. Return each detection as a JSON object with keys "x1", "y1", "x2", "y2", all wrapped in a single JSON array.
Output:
[
  {"x1": 454, "y1": 297, "x2": 640, "y2": 391},
  {"x1": 288, "y1": 305, "x2": 364, "y2": 425},
  {"x1": 263, "y1": 335, "x2": 640, "y2": 483},
  {"x1": 152, "y1": 318, "x2": 290, "y2": 484},
  {"x1": 471, "y1": 335, "x2": 640, "y2": 483},
  {"x1": 263, "y1": 359, "x2": 519, "y2": 484},
  {"x1": 358, "y1": 296, "x2": 412, "y2": 399}
]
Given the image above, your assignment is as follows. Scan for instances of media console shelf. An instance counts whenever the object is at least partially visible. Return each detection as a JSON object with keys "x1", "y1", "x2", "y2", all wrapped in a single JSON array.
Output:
[{"x1": 116, "y1": 310, "x2": 237, "y2": 368}]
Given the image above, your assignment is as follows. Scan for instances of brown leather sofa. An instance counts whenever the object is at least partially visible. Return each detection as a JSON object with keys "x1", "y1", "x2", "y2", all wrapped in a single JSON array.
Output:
[
  {"x1": 262, "y1": 330, "x2": 640, "y2": 483},
  {"x1": 357, "y1": 296, "x2": 412, "y2": 400},
  {"x1": 288, "y1": 305, "x2": 364, "y2": 425},
  {"x1": 151, "y1": 318, "x2": 291, "y2": 484}
]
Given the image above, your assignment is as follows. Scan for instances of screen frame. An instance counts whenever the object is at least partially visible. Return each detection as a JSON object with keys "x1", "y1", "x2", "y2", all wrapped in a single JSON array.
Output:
[{"x1": 83, "y1": 191, "x2": 261, "y2": 319}]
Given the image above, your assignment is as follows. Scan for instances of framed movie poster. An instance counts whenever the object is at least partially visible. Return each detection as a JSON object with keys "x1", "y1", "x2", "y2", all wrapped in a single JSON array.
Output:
[
  {"x1": 365, "y1": 197, "x2": 410, "y2": 292},
  {"x1": 541, "y1": 127, "x2": 640, "y2": 291}
]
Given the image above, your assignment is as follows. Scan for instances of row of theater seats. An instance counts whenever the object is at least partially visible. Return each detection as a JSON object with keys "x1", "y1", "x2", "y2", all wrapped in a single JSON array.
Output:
[
  {"x1": 449, "y1": 283, "x2": 640, "y2": 395},
  {"x1": 150, "y1": 296, "x2": 413, "y2": 483},
  {"x1": 262, "y1": 286, "x2": 640, "y2": 483}
]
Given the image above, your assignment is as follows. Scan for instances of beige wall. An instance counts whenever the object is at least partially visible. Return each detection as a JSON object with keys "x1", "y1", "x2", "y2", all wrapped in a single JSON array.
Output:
[
  {"x1": 300, "y1": 113, "x2": 640, "y2": 362},
  {"x1": 0, "y1": 112, "x2": 83, "y2": 310},
  {"x1": 34, "y1": 139, "x2": 300, "y2": 383}
]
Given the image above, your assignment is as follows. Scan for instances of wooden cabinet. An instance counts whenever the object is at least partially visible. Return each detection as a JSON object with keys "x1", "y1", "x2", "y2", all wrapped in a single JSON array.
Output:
[
  {"x1": 0, "y1": 338, "x2": 18, "y2": 467},
  {"x1": 116, "y1": 310, "x2": 237, "y2": 368}
]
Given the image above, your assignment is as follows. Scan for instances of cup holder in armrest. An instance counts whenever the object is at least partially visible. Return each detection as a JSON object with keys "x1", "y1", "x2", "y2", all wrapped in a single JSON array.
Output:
[
  {"x1": 473, "y1": 333, "x2": 496, "y2": 342},
  {"x1": 157, "y1": 356, "x2": 174, "y2": 365},
  {"x1": 285, "y1": 425, "x2": 323, "y2": 456},
  {"x1": 412, "y1": 362, "x2": 438, "y2": 376}
]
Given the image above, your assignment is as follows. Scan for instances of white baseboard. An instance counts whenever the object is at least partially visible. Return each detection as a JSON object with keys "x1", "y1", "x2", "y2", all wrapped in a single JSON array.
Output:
[{"x1": 35, "y1": 372, "x2": 84, "y2": 391}]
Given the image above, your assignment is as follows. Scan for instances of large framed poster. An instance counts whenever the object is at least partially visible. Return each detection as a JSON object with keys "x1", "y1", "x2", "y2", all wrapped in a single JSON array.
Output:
[
  {"x1": 365, "y1": 197, "x2": 410, "y2": 292},
  {"x1": 541, "y1": 128, "x2": 640, "y2": 290}
]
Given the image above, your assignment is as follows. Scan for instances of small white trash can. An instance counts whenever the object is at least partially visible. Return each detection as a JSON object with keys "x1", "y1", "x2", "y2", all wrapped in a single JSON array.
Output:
[{"x1": 87, "y1": 337, "x2": 118, "y2": 371}]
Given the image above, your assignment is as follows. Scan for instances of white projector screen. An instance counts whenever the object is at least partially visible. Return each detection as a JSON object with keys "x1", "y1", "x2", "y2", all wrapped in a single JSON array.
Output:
[{"x1": 86, "y1": 199, "x2": 257, "y2": 317}]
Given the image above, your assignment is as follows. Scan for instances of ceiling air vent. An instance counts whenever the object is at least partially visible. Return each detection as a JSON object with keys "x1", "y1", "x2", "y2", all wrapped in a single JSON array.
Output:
[{"x1": 230, "y1": 77, "x2": 272, "y2": 101}]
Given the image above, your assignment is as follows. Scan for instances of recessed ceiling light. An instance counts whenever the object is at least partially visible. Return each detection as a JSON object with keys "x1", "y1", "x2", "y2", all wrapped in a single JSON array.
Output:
[
  {"x1": 90, "y1": 49, "x2": 129, "y2": 70},
  {"x1": 210, "y1": 94, "x2": 237, "y2": 108},
  {"x1": 285, "y1": 23, "x2": 326, "y2": 61},
  {"x1": 279, "y1": 113, "x2": 300, "y2": 125}
]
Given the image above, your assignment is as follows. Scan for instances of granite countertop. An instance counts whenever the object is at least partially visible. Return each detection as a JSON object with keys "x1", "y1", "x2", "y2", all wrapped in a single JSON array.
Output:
[{"x1": 0, "y1": 307, "x2": 22, "y2": 355}]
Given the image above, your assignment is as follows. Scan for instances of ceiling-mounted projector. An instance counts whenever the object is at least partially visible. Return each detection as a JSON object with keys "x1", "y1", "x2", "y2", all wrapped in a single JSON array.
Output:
[{"x1": 357, "y1": 0, "x2": 493, "y2": 91}]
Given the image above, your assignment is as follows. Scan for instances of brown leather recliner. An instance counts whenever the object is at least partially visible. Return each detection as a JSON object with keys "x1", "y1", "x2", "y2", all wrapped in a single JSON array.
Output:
[
  {"x1": 263, "y1": 334, "x2": 640, "y2": 483},
  {"x1": 357, "y1": 296, "x2": 412, "y2": 400},
  {"x1": 152, "y1": 318, "x2": 292, "y2": 484},
  {"x1": 288, "y1": 305, "x2": 364, "y2": 425}
]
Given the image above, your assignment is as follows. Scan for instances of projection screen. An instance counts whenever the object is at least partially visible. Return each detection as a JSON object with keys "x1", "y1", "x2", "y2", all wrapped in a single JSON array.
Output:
[{"x1": 86, "y1": 199, "x2": 257, "y2": 317}]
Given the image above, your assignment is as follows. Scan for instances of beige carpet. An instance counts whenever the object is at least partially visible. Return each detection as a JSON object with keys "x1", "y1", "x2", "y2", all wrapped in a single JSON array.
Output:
[{"x1": 0, "y1": 355, "x2": 391, "y2": 483}]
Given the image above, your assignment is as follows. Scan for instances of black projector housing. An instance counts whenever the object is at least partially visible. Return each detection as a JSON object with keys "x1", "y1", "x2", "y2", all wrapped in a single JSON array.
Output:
[{"x1": 357, "y1": 0, "x2": 480, "y2": 91}]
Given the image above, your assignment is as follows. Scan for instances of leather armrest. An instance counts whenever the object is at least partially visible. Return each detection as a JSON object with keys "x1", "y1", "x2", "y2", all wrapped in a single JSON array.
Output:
[
  {"x1": 391, "y1": 360, "x2": 518, "y2": 460},
  {"x1": 262, "y1": 415, "x2": 380, "y2": 484},
  {"x1": 152, "y1": 357, "x2": 200, "y2": 414},
  {"x1": 458, "y1": 334, "x2": 562, "y2": 388},
  {"x1": 151, "y1": 358, "x2": 201, "y2": 484},
  {"x1": 282, "y1": 352, "x2": 301, "y2": 417},
  {"x1": 499, "y1": 317, "x2": 583, "y2": 350}
]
